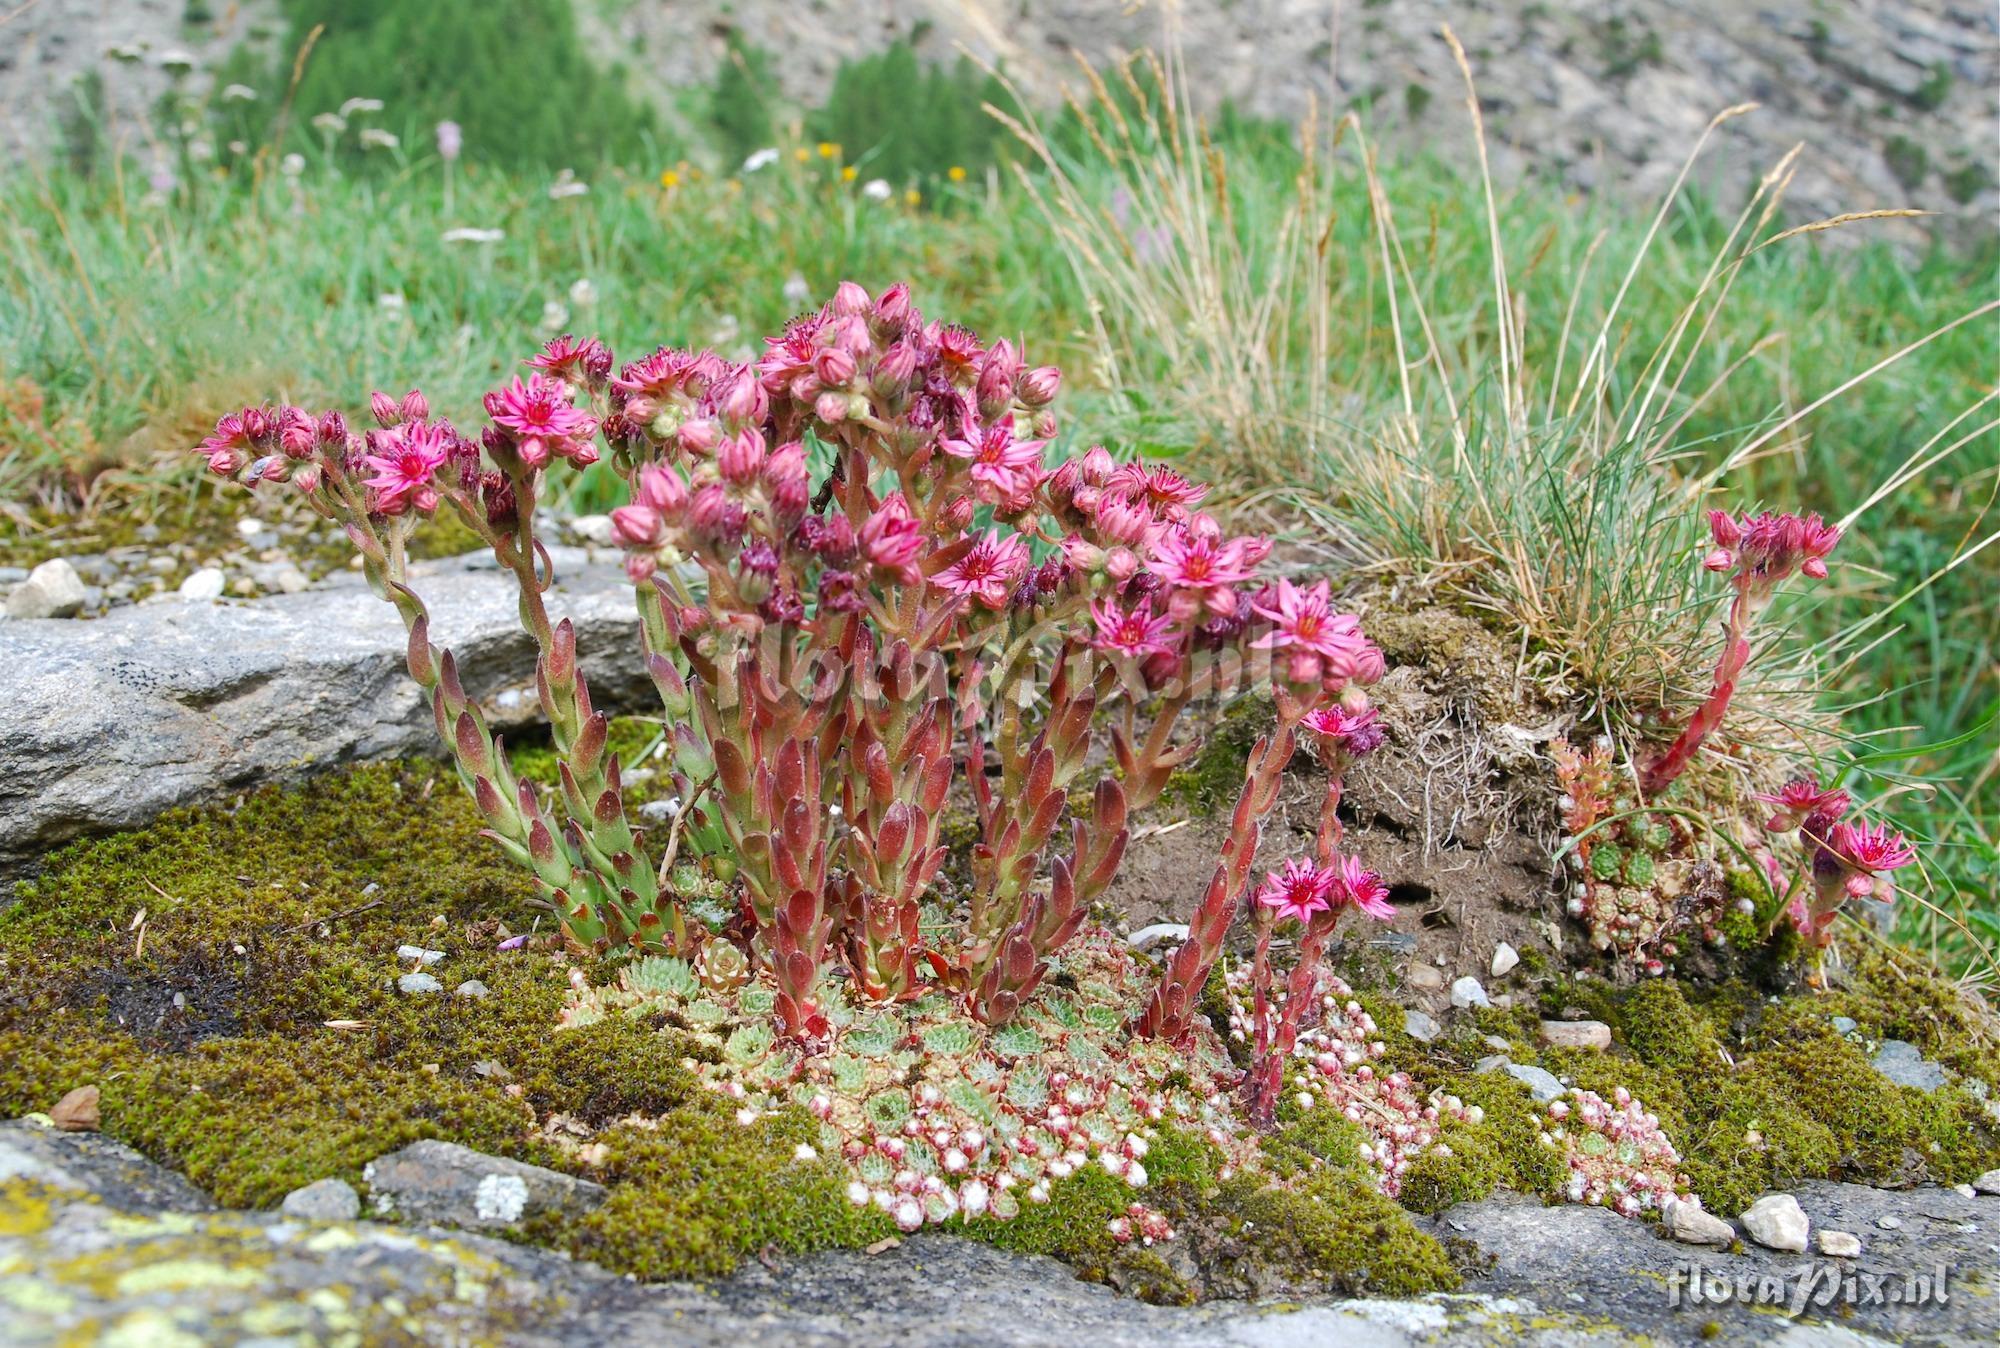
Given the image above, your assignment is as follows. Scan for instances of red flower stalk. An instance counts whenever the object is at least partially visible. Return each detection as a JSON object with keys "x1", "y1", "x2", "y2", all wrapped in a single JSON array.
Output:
[{"x1": 1641, "y1": 509, "x2": 1840, "y2": 797}]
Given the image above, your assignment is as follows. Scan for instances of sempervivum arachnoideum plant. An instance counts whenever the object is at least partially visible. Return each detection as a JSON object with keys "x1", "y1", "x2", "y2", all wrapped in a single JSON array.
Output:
[{"x1": 194, "y1": 281, "x2": 1388, "y2": 1055}]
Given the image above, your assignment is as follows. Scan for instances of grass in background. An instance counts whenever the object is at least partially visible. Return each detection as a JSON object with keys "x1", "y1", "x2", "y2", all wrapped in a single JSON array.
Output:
[
  {"x1": 994, "y1": 36, "x2": 1997, "y2": 973},
  {"x1": 1, "y1": 33, "x2": 1993, "y2": 971}
]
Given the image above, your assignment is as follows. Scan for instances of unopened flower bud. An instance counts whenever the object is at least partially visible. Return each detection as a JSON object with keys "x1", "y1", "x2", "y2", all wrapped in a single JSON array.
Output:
[
  {"x1": 370, "y1": 390, "x2": 400, "y2": 427},
  {"x1": 721, "y1": 373, "x2": 768, "y2": 426},
  {"x1": 873, "y1": 281, "x2": 912, "y2": 333},
  {"x1": 1017, "y1": 365, "x2": 1061, "y2": 407},
  {"x1": 937, "y1": 495, "x2": 974, "y2": 534},
  {"x1": 814, "y1": 347, "x2": 856, "y2": 388},
  {"x1": 718, "y1": 429, "x2": 765, "y2": 485},
  {"x1": 832, "y1": 280, "x2": 871, "y2": 317},
  {"x1": 814, "y1": 391, "x2": 848, "y2": 424},
  {"x1": 399, "y1": 389, "x2": 429, "y2": 423}
]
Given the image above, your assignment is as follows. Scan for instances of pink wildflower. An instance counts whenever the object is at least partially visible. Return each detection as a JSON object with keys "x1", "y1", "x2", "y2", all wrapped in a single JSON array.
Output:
[
  {"x1": 932, "y1": 529, "x2": 1028, "y2": 610},
  {"x1": 1704, "y1": 510, "x2": 1842, "y2": 586},
  {"x1": 1105, "y1": 462, "x2": 1208, "y2": 518},
  {"x1": 1150, "y1": 528, "x2": 1261, "y2": 616},
  {"x1": 1302, "y1": 703, "x2": 1386, "y2": 761},
  {"x1": 860, "y1": 494, "x2": 925, "y2": 584},
  {"x1": 1255, "y1": 859, "x2": 1334, "y2": 925},
  {"x1": 486, "y1": 373, "x2": 597, "y2": 467},
  {"x1": 941, "y1": 416, "x2": 1045, "y2": 503},
  {"x1": 1329, "y1": 854, "x2": 1395, "y2": 920},
  {"x1": 1754, "y1": 775, "x2": 1850, "y2": 834},
  {"x1": 1089, "y1": 598, "x2": 1178, "y2": 660},
  {"x1": 1824, "y1": 821, "x2": 1916, "y2": 897},
  {"x1": 362, "y1": 421, "x2": 453, "y2": 514},
  {"x1": 529, "y1": 334, "x2": 613, "y2": 389}
]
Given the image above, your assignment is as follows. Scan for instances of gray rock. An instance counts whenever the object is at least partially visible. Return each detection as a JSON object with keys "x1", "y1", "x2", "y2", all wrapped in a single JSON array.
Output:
[
  {"x1": 569, "y1": 513, "x2": 617, "y2": 545},
  {"x1": 1434, "y1": 1181, "x2": 1996, "y2": 1345},
  {"x1": 6, "y1": 559, "x2": 89, "y2": 620},
  {"x1": 1830, "y1": 1015, "x2": 1858, "y2": 1035},
  {"x1": 1502, "y1": 1063, "x2": 1565, "y2": 1103},
  {"x1": 280, "y1": 1177, "x2": 362, "y2": 1220},
  {"x1": 1817, "y1": 1229, "x2": 1862, "y2": 1257},
  {"x1": 1661, "y1": 1197, "x2": 1734, "y2": 1246},
  {"x1": 0, "y1": 1117, "x2": 212, "y2": 1213},
  {"x1": 1537, "y1": 1019, "x2": 1611, "y2": 1050},
  {"x1": 1124, "y1": 923, "x2": 1190, "y2": 953},
  {"x1": 453, "y1": 979, "x2": 491, "y2": 1000},
  {"x1": 0, "y1": 548, "x2": 653, "y2": 880},
  {"x1": 1740, "y1": 1193, "x2": 1810, "y2": 1251},
  {"x1": 177, "y1": 566, "x2": 226, "y2": 600},
  {"x1": 1489, "y1": 942, "x2": 1518, "y2": 978},
  {"x1": 397, "y1": 972, "x2": 443, "y2": 995},
  {"x1": 1370, "y1": 930, "x2": 1419, "y2": 957},
  {"x1": 1404, "y1": 963, "x2": 1445, "y2": 992},
  {"x1": 395, "y1": 945, "x2": 447, "y2": 965},
  {"x1": 3, "y1": 1134, "x2": 1995, "y2": 1348},
  {"x1": 1973, "y1": 1169, "x2": 2000, "y2": 1196},
  {"x1": 0, "y1": 565, "x2": 27, "y2": 585},
  {"x1": 362, "y1": 1139, "x2": 607, "y2": 1231},
  {"x1": 1402, "y1": 1009, "x2": 1441, "y2": 1043},
  {"x1": 1871, "y1": 1039, "x2": 1948, "y2": 1092},
  {"x1": 1471, "y1": 1056, "x2": 1564, "y2": 1104},
  {"x1": 1449, "y1": 976, "x2": 1489, "y2": 1009}
]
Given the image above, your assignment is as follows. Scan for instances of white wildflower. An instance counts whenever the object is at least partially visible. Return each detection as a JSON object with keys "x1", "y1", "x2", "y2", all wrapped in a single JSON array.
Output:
[
  {"x1": 862, "y1": 178, "x2": 892, "y2": 202},
  {"x1": 741, "y1": 147, "x2": 779, "y2": 173},
  {"x1": 568, "y1": 277, "x2": 598, "y2": 307},
  {"x1": 221, "y1": 84, "x2": 258, "y2": 102},
  {"x1": 441, "y1": 227, "x2": 505, "y2": 244},
  {"x1": 339, "y1": 97, "x2": 384, "y2": 118}
]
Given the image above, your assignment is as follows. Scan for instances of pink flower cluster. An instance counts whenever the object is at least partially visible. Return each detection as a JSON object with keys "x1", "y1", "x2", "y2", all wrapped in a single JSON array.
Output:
[
  {"x1": 192, "y1": 281, "x2": 1386, "y2": 1051},
  {"x1": 1756, "y1": 774, "x2": 1916, "y2": 949},
  {"x1": 1642, "y1": 508, "x2": 1843, "y2": 797},
  {"x1": 1253, "y1": 854, "x2": 1394, "y2": 926},
  {"x1": 1703, "y1": 509, "x2": 1842, "y2": 588},
  {"x1": 1542, "y1": 1086, "x2": 1688, "y2": 1218}
]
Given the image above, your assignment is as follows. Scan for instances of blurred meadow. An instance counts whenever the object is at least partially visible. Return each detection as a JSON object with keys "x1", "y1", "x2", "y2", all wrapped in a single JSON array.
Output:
[{"x1": 2, "y1": 1, "x2": 1994, "y2": 968}]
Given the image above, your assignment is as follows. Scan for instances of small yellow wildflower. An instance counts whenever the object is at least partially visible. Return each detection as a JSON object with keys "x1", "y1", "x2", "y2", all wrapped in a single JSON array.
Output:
[
  {"x1": 659, "y1": 169, "x2": 680, "y2": 188},
  {"x1": 794, "y1": 147, "x2": 812, "y2": 163},
  {"x1": 905, "y1": 188, "x2": 922, "y2": 206},
  {"x1": 841, "y1": 165, "x2": 857, "y2": 182},
  {"x1": 947, "y1": 165, "x2": 967, "y2": 182},
  {"x1": 817, "y1": 141, "x2": 839, "y2": 159}
]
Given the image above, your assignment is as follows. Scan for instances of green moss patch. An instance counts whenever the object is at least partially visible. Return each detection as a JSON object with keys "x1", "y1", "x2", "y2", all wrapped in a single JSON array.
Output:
[{"x1": 0, "y1": 762, "x2": 1460, "y2": 1295}]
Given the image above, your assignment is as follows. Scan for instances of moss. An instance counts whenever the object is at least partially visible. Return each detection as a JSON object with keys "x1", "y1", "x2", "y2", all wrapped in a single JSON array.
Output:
[
  {"x1": 1214, "y1": 1168, "x2": 1457, "y2": 1295},
  {"x1": 556, "y1": 1100, "x2": 890, "y2": 1280},
  {"x1": 1160, "y1": 696, "x2": 1269, "y2": 813},
  {"x1": 1619, "y1": 980, "x2": 1728, "y2": 1078}
]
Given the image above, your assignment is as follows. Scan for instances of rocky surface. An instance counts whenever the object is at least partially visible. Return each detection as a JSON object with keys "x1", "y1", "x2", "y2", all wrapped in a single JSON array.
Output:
[
  {"x1": 0, "y1": 548, "x2": 648, "y2": 883},
  {"x1": 361, "y1": 1139, "x2": 608, "y2": 1231},
  {"x1": 4, "y1": 1120, "x2": 1995, "y2": 1346},
  {"x1": 4, "y1": 3, "x2": 1993, "y2": 243}
]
